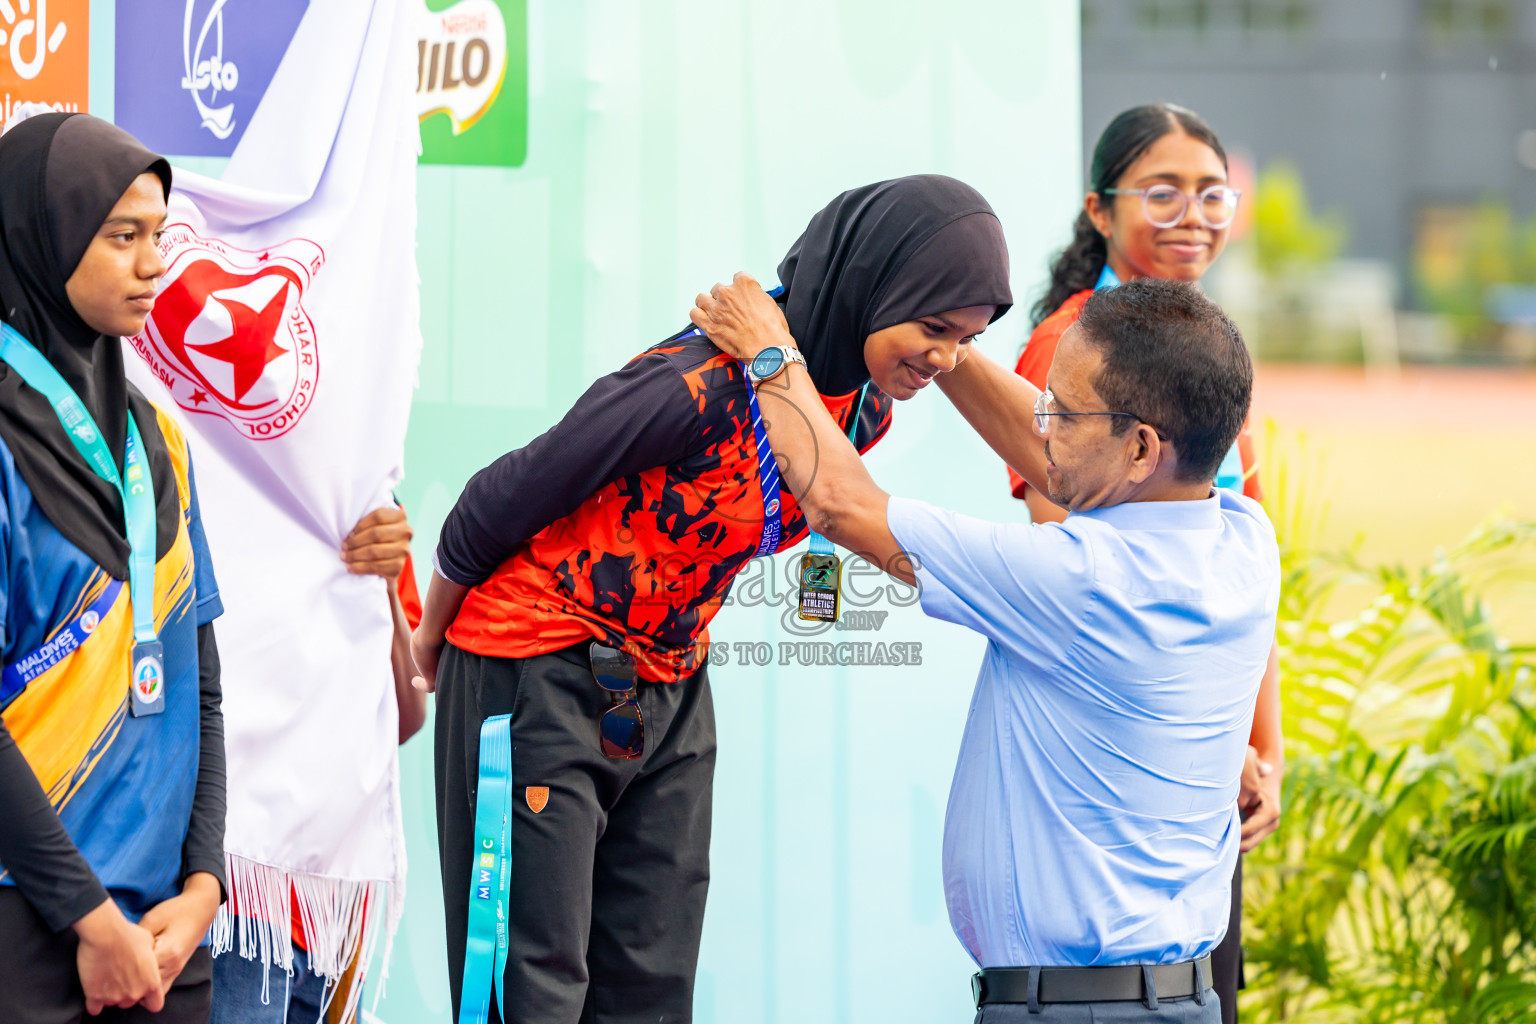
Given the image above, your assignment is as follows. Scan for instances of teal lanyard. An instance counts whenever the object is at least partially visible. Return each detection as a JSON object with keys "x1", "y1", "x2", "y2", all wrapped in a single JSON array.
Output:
[
  {"x1": 806, "y1": 382, "x2": 869, "y2": 556},
  {"x1": 460, "y1": 714, "x2": 513, "y2": 1024},
  {"x1": 0, "y1": 323, "x2": 158, "y2": 645}
]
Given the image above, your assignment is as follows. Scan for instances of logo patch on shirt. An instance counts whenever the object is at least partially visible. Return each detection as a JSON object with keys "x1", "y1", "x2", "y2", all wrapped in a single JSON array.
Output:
[{"x1": 525, "y1": 786, "x2": 548, "y2": 813}]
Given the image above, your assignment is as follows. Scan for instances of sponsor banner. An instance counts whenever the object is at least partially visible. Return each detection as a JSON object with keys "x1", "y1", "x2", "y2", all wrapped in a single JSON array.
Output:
[
  {"x1": 1, "y1": 0, "x2": 89, "y2": 118},
  {"x1": 114, "y1": 0, "x2": 307, "y2": 157},
  {"x1": 417, "y1": 0, "x2": 525, "y2": 166}
]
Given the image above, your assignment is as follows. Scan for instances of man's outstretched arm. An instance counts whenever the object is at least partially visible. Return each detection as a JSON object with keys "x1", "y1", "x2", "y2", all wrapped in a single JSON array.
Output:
[
  {"x1": 691, "y1": 274, "x2": 915, "y2": 584},
  {"x1": 934, "y1": 347, "x2": 1053, "y2": 499}
]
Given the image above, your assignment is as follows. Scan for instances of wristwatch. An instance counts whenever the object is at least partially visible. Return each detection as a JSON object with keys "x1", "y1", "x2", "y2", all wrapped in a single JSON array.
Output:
[{"x1": 746, "y1": 345, "x2": 806, "y2": 386}]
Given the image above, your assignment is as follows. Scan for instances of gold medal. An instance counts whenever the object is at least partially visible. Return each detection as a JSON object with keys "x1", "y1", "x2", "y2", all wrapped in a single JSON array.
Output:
[{"x1": 798, "y1": 552, "x2": 842, "y2": 622}]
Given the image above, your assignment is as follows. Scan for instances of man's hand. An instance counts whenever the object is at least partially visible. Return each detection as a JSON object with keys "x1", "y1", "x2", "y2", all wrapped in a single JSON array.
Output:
[
  {"x1": 137, "y1": 872, "x2": 221, "y2": 997},
  {"x1": 73, "y1": 898, "x2": 164, "y2": 1014},
  {"x1": 1238, "y1": 745, "x2": 1282, "y2": 852},
  {"x1": 690, "y1": 272, "x2": 796, "y2": 361},
  {"x1": 342, "y1": 506, "x2": 413, "y2": 580}
]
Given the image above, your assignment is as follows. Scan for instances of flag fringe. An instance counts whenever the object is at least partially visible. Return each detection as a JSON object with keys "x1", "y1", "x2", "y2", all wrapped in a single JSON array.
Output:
[{"x1": 212, "y1": 854, "x2": 402, "y2": 1024}]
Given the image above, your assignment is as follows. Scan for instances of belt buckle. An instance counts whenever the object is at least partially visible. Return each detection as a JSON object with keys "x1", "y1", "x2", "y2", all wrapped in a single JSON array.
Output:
[{"x1": 971, "y1": 972, "x2": 984, "y2": 1008}]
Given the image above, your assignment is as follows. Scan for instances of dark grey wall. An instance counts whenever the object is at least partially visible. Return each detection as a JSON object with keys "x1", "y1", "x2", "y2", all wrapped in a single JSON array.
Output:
[{"x1": 1080, "y1": 0, "x2": 1536, "y2": 296}]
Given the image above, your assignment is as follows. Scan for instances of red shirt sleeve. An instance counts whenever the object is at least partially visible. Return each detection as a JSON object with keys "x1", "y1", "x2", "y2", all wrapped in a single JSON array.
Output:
[
  {"x1": 1236, "y1": 413, "x2": 1263, "y2": 504},
  {"x1": 1008, "y1": 290, "x2": 1093, "y2": 500},
  {"x1": 396, "y1": 552, "x2": 423, "y2": 630}
]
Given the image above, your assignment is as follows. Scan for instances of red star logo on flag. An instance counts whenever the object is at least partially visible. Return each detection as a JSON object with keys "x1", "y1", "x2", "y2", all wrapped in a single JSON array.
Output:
[
  {"x1": 131, "y1": 227, "x2": 325, "y2": 441},
  {"x1": 187, "y1": 285, "x2": 291, "y2": 402}
]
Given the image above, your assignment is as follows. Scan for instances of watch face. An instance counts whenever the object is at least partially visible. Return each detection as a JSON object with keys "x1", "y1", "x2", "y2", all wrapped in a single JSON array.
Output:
[{"x1": 750, "y1": 347, "x2": 786, "y2": 380}]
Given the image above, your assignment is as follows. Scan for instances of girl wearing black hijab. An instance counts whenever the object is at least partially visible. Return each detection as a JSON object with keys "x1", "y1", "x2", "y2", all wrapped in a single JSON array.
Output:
[
  {"x1": 0, "y1": 113, "x2": 226, "y2": 1022},
  {"x1": 413, "y1": 174, "x2": 1011, "y2": 1023}
]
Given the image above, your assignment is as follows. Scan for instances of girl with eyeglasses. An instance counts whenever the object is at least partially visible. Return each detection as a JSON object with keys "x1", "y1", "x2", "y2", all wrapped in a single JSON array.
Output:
[{"x1": 1010, "y1": 103, "x2": 1280, "y2": 1024}]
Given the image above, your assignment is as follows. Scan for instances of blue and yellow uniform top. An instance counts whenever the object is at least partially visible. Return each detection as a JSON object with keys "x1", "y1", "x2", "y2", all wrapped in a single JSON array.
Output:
[{"x1": 0, "y1": 405, "x2": 220, "y2": 919}]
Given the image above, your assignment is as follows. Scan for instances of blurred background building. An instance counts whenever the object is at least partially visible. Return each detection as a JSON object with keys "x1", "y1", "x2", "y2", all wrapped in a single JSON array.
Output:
[{"x1": 1080, "y1": 0, "x2": 1536, "y2": 364}]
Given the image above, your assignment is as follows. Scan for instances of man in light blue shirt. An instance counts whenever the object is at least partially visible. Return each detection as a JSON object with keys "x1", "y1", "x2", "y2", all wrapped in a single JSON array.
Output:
[{"x1": 691, "y1": 274, "x2": 1280, "y2": 1021}]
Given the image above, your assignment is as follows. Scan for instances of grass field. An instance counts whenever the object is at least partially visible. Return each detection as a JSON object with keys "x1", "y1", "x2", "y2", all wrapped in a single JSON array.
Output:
[{"x1": 1254, "y1": 363, "x2": 1536, "y2": 641}]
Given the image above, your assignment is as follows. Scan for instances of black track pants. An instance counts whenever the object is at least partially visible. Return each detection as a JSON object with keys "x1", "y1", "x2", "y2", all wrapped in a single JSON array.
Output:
[{"x1": 434, "y1": 642, "x2": 715, "y2": 1024}]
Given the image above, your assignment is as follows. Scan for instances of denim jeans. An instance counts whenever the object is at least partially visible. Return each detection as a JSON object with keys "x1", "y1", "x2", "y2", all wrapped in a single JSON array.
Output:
[{"x1": 210, "y1": 947, "x2": 330, "y2": 1024}]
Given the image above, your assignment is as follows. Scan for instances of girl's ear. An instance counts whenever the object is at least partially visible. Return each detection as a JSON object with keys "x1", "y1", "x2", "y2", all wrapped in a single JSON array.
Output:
[{"x1": 1085, "y1": 192, "x2": 1112, "y2": 240}]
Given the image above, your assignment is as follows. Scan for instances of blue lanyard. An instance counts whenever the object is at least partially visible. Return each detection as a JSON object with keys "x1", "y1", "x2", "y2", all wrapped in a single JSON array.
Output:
[
  {"x1": 674, "y1": 323, "x2": 783, "y2": 558},
  {"x1": 1095, "y1": 263, "x2": 1121, "y2": 290},
  {"x1": 806, "y1": 383, "x2": 868, "y2": 556},
  {"x1": 678, "y1": 287, "x2": 869, "y2": 559},
  {"x1": 743, "y1": 373, "x2": 782, "y2": 557},
  {"x1": 460, "y1": 714, "x2": 513, "y2": 1024},
  {"x1": 0, "y1": 323, "x2": 158, "y2": 646}
]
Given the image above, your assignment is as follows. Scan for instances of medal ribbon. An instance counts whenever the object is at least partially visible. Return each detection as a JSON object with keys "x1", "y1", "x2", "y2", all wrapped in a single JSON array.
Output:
[
  {"x1": 0, "y1": 324, "x2": 158, "y2": 646},
  {"x1": 806, "y1": 382, "x2": 868, "y2": 556},
  {"x1": 743, "y1": 373, "x2": 782, "y2": 557},
  {"x1": 674, "y1": 322, "x2": 783, "y2": 558},
  {"x1": 460, "y1": 714, "x2": 513, "y2": 1024}
]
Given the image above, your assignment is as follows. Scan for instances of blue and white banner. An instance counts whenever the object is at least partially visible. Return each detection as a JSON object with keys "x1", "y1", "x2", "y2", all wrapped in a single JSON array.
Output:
[{"x1": 115, "y1": 0, "x2": 309, "y2": 157}]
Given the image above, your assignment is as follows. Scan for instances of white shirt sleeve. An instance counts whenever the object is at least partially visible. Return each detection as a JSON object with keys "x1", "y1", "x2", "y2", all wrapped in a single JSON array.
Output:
[{"x1": 885, "y1": 495, "x2": 1090, "y2": 664}]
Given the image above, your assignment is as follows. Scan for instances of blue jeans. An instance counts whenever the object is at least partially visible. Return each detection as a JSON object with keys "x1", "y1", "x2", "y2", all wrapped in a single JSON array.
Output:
[{"x1": 210, "y1": 947, "x2": 330, "y2": 1024}]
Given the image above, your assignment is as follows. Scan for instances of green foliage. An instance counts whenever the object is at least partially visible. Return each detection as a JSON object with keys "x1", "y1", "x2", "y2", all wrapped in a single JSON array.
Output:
[
  {"x1": 1413, "y1": 198, "x2": 1536, "y2": 351},
  {"x1": 1415, "y1": 201, "x2": 1517, "y2": 334},
  {"x1": 1252, "y1": 163, "x2": 1348, "y2": 279},
  {"x1": 1241, "y1": 425, "x2": 1536, "y2": 1023}
]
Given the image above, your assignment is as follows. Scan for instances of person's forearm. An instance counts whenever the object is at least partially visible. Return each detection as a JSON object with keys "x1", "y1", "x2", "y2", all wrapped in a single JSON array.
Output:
[
  {"x1": 752, "y1": 366, "x2": 908, "y2": 577},
  {"x1": 390, "y1": 586, "x2": 427, "y2": 742},
  {"x1": 1249, "y1": 640, "x2": 1284, "y2": 765},
  {"x1": 180, "y1": 622, "x2": 227, "y2": 901},
  {"x1": 0, "y1": 719, "x2": 111, "y2": 930},
  {"x1": 436, "y1": 356, "x2": 699, "y2": 586},
  {"x1": 418, "y1": 571, "x2": 471, "y2": 646},
  {"x1": 935, "y1": 349, "x2": 1051, "y2": 494}
]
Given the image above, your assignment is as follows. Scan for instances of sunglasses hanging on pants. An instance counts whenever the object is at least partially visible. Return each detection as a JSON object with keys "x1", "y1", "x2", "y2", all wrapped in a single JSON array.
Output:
[{"x1": 591, "y1": 642, "x2": 644, "y2": 759}]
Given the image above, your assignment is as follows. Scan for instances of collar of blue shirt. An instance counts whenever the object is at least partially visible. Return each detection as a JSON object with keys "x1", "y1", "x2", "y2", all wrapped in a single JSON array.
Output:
[{"x1": 1067, "y1": 491, "x2": 1222, "y2": 531}]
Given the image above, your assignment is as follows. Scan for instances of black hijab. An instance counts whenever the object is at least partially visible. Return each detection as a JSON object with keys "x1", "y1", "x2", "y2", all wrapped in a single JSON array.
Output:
[
  {"x1": 777, "y1": 174, "x2": 1014, "y2": 397},
  {"x1": 0, "y1": 112, "x2": 180, "y2": 579}
]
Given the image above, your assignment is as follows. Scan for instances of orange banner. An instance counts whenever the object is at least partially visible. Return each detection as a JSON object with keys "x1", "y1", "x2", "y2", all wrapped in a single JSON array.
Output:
[{"x1": 1, "y1": 0, "x2": 90, "y2": 120}]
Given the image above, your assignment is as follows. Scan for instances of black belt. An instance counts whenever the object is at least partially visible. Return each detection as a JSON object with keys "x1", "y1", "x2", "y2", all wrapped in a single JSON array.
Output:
[{"x1": 972, "y1": 955, "x2": 1213, "y2": 1010}]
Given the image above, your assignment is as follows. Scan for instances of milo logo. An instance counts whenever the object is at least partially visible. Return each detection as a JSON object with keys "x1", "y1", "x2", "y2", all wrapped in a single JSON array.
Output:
[{"x1": 416, "y1": 0, "x2": 526, "y2": 167}]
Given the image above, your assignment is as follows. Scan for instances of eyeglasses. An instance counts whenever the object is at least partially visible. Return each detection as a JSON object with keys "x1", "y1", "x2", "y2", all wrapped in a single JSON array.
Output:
[
  {"x1": 1033, "y1": 389, "x2": 1165, "y2": 440},
  {"x1": 591, "y1": 642, "x2": 644, "y2": 760},
  {"x1": 1101, "y1": 183, "x2": 1241, "y2": 230}
]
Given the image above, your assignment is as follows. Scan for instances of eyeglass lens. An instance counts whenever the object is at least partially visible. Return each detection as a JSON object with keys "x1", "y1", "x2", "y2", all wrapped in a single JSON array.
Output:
[
  {"x1": 1142, "y1": 185, "x2": 1239, "y2": 230},
  {"x1": 590, "y1": 642, "x2": 637, "y2": 693},
  {"x1": 600, "y1": 699, "x2": 644, "y2": 759}
]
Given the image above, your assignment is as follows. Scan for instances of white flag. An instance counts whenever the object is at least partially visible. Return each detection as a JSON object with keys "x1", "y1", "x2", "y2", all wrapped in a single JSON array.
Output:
[{"x1": 122, "y1": 1, "x2": 422, "y2": 1015}]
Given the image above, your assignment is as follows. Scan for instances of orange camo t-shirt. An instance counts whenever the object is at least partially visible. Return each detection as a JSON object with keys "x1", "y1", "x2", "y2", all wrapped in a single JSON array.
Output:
[{"x1": 443, "y1": 333, "x2": 894, "y2": 683}]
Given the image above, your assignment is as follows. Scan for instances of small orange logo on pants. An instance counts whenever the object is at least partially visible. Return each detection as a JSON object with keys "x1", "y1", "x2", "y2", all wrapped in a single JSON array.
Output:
[{"x1": 526, "y1": 787, "x2": 548, "y2": 813}]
